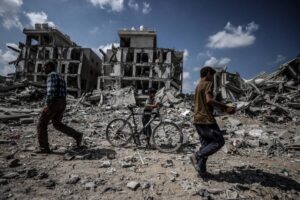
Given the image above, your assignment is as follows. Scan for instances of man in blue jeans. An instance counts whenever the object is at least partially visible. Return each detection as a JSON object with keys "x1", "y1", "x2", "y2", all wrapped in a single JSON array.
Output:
[{"x1": 190, "y1": 66, "x2": 235, "y2": 177}]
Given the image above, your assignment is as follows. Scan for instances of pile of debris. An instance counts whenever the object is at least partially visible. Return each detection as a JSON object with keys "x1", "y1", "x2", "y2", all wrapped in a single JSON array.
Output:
[{"x1": 215, "y1": 56, "x2": 300, "y2": 122}]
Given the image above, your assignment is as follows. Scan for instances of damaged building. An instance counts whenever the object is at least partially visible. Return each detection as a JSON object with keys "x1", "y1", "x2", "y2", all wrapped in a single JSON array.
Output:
[
  {"x1": 8, "y1": 23, "x2": 101, "y2": 96},
  {"x1": 98, "y1": 27, "x2": 184, "y2": 95}
]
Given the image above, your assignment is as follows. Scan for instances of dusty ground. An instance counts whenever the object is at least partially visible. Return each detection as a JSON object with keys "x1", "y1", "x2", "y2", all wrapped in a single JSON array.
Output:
[{"x1": 0, "y1": 104, "x2": 300, "y2": 200}]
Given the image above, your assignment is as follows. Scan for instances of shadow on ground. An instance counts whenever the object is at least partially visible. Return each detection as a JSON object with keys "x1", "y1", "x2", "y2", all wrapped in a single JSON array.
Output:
[
  {"x1": 64, "y1": 147, "x2": 117, "y2": 160},
  {"x1": 210, "y1": 167, "x2": 300, "y2": 191}
]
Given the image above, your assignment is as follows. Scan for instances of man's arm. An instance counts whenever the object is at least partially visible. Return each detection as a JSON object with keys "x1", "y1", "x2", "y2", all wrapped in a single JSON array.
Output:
[
  {"x1": 205, "y1": 93, "x2": 227, "y2": 109},
  {"x1": 206, "y1": 93, "x2": 236, "y2": 114}
]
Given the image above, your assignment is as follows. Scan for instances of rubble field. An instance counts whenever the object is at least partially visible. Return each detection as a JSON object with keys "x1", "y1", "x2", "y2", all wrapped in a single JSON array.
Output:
[
  {"x1": 0, "y1": 57, "x2": 299, "y2": 199},
  {"x1": 0, "y1": 91, "x2": 300, "y2": 200}
]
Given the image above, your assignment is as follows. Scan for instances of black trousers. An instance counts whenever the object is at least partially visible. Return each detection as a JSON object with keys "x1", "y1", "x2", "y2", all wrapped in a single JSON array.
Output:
[
  {"x1": 194, "y1": 123, "x2": 225, "y2": 172},
  {"x1": 37, "y1": 98, "x2": 82, "y2": 149}
]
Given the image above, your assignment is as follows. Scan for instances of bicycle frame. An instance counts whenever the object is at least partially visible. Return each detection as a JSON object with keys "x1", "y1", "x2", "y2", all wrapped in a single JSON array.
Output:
[{"x1": 125, "y1": 107, "x2": 162, "y2": 136}]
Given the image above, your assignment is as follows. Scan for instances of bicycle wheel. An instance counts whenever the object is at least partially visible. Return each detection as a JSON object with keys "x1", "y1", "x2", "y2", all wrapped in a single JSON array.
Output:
[
  {"x1": 106, "y1": 118, "x2": 133, "y2": 147},
  {"x1": 152, "y1": 121, "x2": 183, "y2": 153}
]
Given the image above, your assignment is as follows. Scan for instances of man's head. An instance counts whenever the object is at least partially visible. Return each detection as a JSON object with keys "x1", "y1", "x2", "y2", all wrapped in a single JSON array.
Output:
[
  {"x1": 148, "y1": 88, "x2": 157, "y2": 98},
  {"x1": 200, "y1": 66, "x2": 216, "y2": 81},
  {"x1": 43, "y1": 61, "x2": 55, "y2": 74}
]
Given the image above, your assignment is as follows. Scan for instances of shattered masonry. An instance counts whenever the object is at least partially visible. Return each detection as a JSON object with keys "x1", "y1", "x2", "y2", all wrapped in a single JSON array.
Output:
[
  {"x1": 9, "y1": 23, "x2": 102, "y2": 97},
  {"x1": 98, "y1": 27, "x2": 183, "y2": 95}
]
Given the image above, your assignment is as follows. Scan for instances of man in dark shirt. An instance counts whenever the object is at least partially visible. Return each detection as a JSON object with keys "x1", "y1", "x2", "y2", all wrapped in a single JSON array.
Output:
[
  {"x1": 190, "y1": 66, "x2": 235, "y2": 177},
  {"x1": 36, "y1": 61, "x2": 83, "y2": 153}
]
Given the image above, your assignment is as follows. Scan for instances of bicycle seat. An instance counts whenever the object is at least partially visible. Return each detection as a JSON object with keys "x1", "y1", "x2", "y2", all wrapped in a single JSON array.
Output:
[{"x1": 127, "y1": 105, "x2": 138, "y2": 109}]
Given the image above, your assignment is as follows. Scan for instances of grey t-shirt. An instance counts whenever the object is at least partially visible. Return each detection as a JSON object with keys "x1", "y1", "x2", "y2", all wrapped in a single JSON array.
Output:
[{"x1": 144, "y1": 97, "x2": 157, "y2": 115}]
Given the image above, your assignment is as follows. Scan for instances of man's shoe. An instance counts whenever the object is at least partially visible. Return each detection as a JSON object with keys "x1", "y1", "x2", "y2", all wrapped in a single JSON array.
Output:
[
  {"x1": 190, "y1": 154, "x2": 200, "y2": 172},
  {"x1": 197, "y1": 171, "x2": 214, "y2": 179},
  {"x1": 146, "y1": 143, "x2": 154, "y2": 150},
  {"x1": 34, "y1": 147, "x2": 51, "y2": 154},
  {"x1": 133, "y1": 136, "x2": 141, "y2": 146}
]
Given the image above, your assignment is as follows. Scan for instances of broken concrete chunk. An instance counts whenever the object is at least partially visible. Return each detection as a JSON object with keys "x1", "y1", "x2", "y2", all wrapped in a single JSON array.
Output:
[
  {"x1": 126, "y1": 181, "x2": 140, "y2": 191},
  {"x1": 227, "y1": 117, "x2": 242, "y2": 127},
  {"x1": 84, "y1": 181, "x2": 96, "y2": 190},
  {"x1": 141, "y1": 182, "x2": 151, "y2": 190},
  {"x1": 99, "y1": 160, "x2": 112, "y2": 168},
  {"x1": 161, "y1": 159, "x2": 174, "y2": 168},
  {"x1": 66, "y1": 174, "x2": 80, "y2": 184},
  {"x1": 248, "y1": 129, "x2": 264, "y2": 138},
  {"x1": 63, "y1": 153, "x2": 75, "y2": 161},
  {"x1": 119, "y1": 161, "x2": 135, "y2": 168},
  {"x1": 279, "y1": 130, "x2": 295, "y2": 140},
  {"x1": 234, "y1": 129, "x2": 246, "y2": 136}
]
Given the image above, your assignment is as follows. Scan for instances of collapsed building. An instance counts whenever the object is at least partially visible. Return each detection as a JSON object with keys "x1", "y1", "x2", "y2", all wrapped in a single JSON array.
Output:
[
  {"x1": 8, "y1": 23, "x2": 101, "y2": 96},
  {"x1": 212, "y1": 55, "x2": 300, "y2": 120},
  {"x1": 98, "y1": 27, "x2": 184, "y2": 95}
]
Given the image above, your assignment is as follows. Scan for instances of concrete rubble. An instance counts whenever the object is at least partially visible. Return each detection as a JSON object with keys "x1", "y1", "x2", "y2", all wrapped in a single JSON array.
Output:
[
  {"x1": 214, "y1": 56, "x2": 300, "y2": 124},
  {"x1": 0, "y1": 26, "x2": 299, "y2": 199},
  {"x1": 0, "y1": 73, "x2": 299, "y2": 199}
]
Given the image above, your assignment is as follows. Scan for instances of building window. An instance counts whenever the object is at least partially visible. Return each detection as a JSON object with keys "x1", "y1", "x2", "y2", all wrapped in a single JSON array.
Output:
[{"x1": 120, "y1": 37, "x2": 131, "y2": 47}]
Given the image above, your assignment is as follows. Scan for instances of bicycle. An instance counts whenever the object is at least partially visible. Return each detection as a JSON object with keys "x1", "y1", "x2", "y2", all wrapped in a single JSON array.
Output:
[{"x1": 105, "y1": 104, "x2": 183, "y2": 153}]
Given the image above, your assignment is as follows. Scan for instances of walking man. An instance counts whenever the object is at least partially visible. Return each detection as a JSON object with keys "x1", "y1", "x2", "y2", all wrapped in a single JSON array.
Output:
[
  {"x1": 36, "y1": 61, "x2": 82, "y2": 153},
  {"x1": 190, "y1": 66, "x2": 235, "y2": 177}
]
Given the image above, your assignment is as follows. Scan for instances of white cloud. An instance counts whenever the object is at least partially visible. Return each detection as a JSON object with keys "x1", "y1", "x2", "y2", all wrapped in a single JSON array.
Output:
[
  {"x1": 92, "y1": 42, "x2": 120, "y2": 58},
  {"x1": 183, "y1": 49, "x2": 189, "y2": 61},
  {"x1": 204, "y1": 57, "x2": 231, "y2": 67},
  {"x1": 88, "y1": 0, "x2": 124, "y2": 12},
  {"x1": 183, "y1": 81, "x2": 193, "y2": 93},
  {"x1": 6, "y1": 43, "x2": 20, "y2": 51},
  {"x1": 0, "y1": 47, "x2": 18, "y2": 75},
  {"x1": 246, "y1": 22, "x2": 259, "y2": 32},
  {"x1": 89, "y1": 26, "x2": 100, "y2": 35},
  {"x1": 193, "y1": 79, "x2": 200, "y2": 86},
  {"x1": 207, "y1": 21, "x2": 259, "y2": 49},
  {"x1": 267, "y1": 54, "x2": 286, "y2": 66},
  {"x1": 182, "y1": 71, "x2": 195, "y2": 93},
  {"x1": 0, "y1": 0, "x2": 23, "y2": 30},
  {"x1": 193, "y1": 67, "x2": 201, "y2": 71},
  {"x1": 183, "y1": 71, "x2": 191, "y2": 80},
  {"x1": 142, "y1": 2, "x2": 151, "y2": 14},
  {"x1": 128, "y1": 0, "x2": 139, "y2": 11},
  {"x1": 25, "y1": 11, "x2": 55, "y2": 27},
  {"x1": 100, "y1": 42, "x2": 120, "y2": 53},
  {"x1": 196, "y1": 50, "x2": 212, "y2": 60}
]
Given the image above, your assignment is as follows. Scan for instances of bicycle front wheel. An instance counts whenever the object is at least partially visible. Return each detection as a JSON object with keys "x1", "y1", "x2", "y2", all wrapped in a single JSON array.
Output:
[
  {"x1": 152, "y1": 121, "x2": 183, "y2": 153},
  {"x1": 106, "y1": 119, "x2": 133, "y2": 147}
]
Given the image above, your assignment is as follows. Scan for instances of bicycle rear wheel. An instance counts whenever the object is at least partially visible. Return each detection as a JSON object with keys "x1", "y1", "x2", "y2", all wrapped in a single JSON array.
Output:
[
  {"x1": 106, "y1": 118, "x2": 133, "y2": 147},
  {"x1": 152, "y1": 121, "x2": 183, "y2": 153}
]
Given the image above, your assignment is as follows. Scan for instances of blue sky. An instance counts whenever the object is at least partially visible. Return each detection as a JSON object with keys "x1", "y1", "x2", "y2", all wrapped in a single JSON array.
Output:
[{"x1": 0, "y1": 0, "x2": 299, "y2": 92}]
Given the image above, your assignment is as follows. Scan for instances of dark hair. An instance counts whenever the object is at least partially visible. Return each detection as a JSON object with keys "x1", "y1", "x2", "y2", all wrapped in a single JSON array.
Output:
[
  {"x1": 200, "y1": 66, "x2": 216, "y2": 78},
  {"x1": 148, "y1": 88, "x2": 157, "y2": 94},
  {"x1": 45, "y1": 61, "x2": 55, "y2": 71}
]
